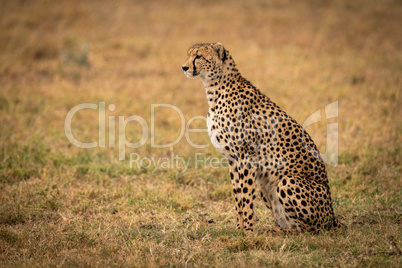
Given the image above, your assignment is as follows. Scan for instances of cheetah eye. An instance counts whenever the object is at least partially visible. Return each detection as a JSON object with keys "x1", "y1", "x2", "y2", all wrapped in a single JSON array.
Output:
[{"x1": 195, "y1": 55, "x2": 201, "y2": 60}]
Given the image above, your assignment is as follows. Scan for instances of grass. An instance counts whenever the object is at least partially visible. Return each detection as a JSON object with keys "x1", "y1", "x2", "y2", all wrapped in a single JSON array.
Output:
[{"x1": 0, "y1": 0, "x2": 401, "y2": 266}]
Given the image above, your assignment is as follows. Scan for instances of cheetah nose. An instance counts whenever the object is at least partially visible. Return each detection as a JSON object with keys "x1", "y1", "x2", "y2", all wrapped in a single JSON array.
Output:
[{"x1": 182, "y1": 66, "x2": 189, "y2": 71}]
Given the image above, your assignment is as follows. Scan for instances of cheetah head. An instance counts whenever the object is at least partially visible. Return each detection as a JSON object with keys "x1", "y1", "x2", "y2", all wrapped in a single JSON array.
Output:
[{"x1": 182, "y1": 42, "x2": 228, "y2": 80}]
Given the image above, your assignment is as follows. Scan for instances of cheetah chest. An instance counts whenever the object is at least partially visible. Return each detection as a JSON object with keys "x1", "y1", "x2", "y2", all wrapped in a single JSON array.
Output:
[{"x1": 207, "y1": 109, "x2": 233, "y2": 160}]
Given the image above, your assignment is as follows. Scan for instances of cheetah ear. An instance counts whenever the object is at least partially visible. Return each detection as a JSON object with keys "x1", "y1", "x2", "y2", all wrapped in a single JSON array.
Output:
[{"x1": 214, "y1": 42, "x2": 227, "y2": 62}]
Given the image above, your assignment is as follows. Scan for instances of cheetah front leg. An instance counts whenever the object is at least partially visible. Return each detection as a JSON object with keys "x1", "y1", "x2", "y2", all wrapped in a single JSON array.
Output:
[{"x1": 229, "y1": 161, "x2": 257, "y2": 232}]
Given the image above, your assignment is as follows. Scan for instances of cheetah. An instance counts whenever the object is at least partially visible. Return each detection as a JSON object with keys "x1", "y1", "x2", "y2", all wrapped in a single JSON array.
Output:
[{"x1": 182, "y1": 42, "x2": 345, "y2": 233}]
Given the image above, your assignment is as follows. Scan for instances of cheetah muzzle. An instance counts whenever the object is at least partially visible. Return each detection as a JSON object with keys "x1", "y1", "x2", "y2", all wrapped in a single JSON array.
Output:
[{"x1": 182, "y1": 42, "x2": 345, "y2": 233}]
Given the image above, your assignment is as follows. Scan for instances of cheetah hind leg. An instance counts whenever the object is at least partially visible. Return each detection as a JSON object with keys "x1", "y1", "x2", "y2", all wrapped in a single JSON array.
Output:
[
  {"x1": 276, "y1": 175, "x2": 340, "y2": 232},
  {"x1": 258, "y1": 183, "x2": 301, "y2": 234}
]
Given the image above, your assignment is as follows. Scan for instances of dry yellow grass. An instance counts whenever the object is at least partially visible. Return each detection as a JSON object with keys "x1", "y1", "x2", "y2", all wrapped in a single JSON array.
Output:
[{"x1": 0, "y1": 0, "x2": 401, "y2": 267}]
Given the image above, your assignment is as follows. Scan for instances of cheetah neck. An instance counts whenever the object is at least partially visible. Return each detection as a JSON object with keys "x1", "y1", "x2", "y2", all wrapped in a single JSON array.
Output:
[{"x1": 201, "y1": 57, "x2": 241, "y2": 108}]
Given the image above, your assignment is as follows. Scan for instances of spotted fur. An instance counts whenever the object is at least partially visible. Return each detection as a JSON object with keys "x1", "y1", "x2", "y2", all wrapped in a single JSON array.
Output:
[{"x1": 182, "y1": 42, "x2": 345, "y2": 232}]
